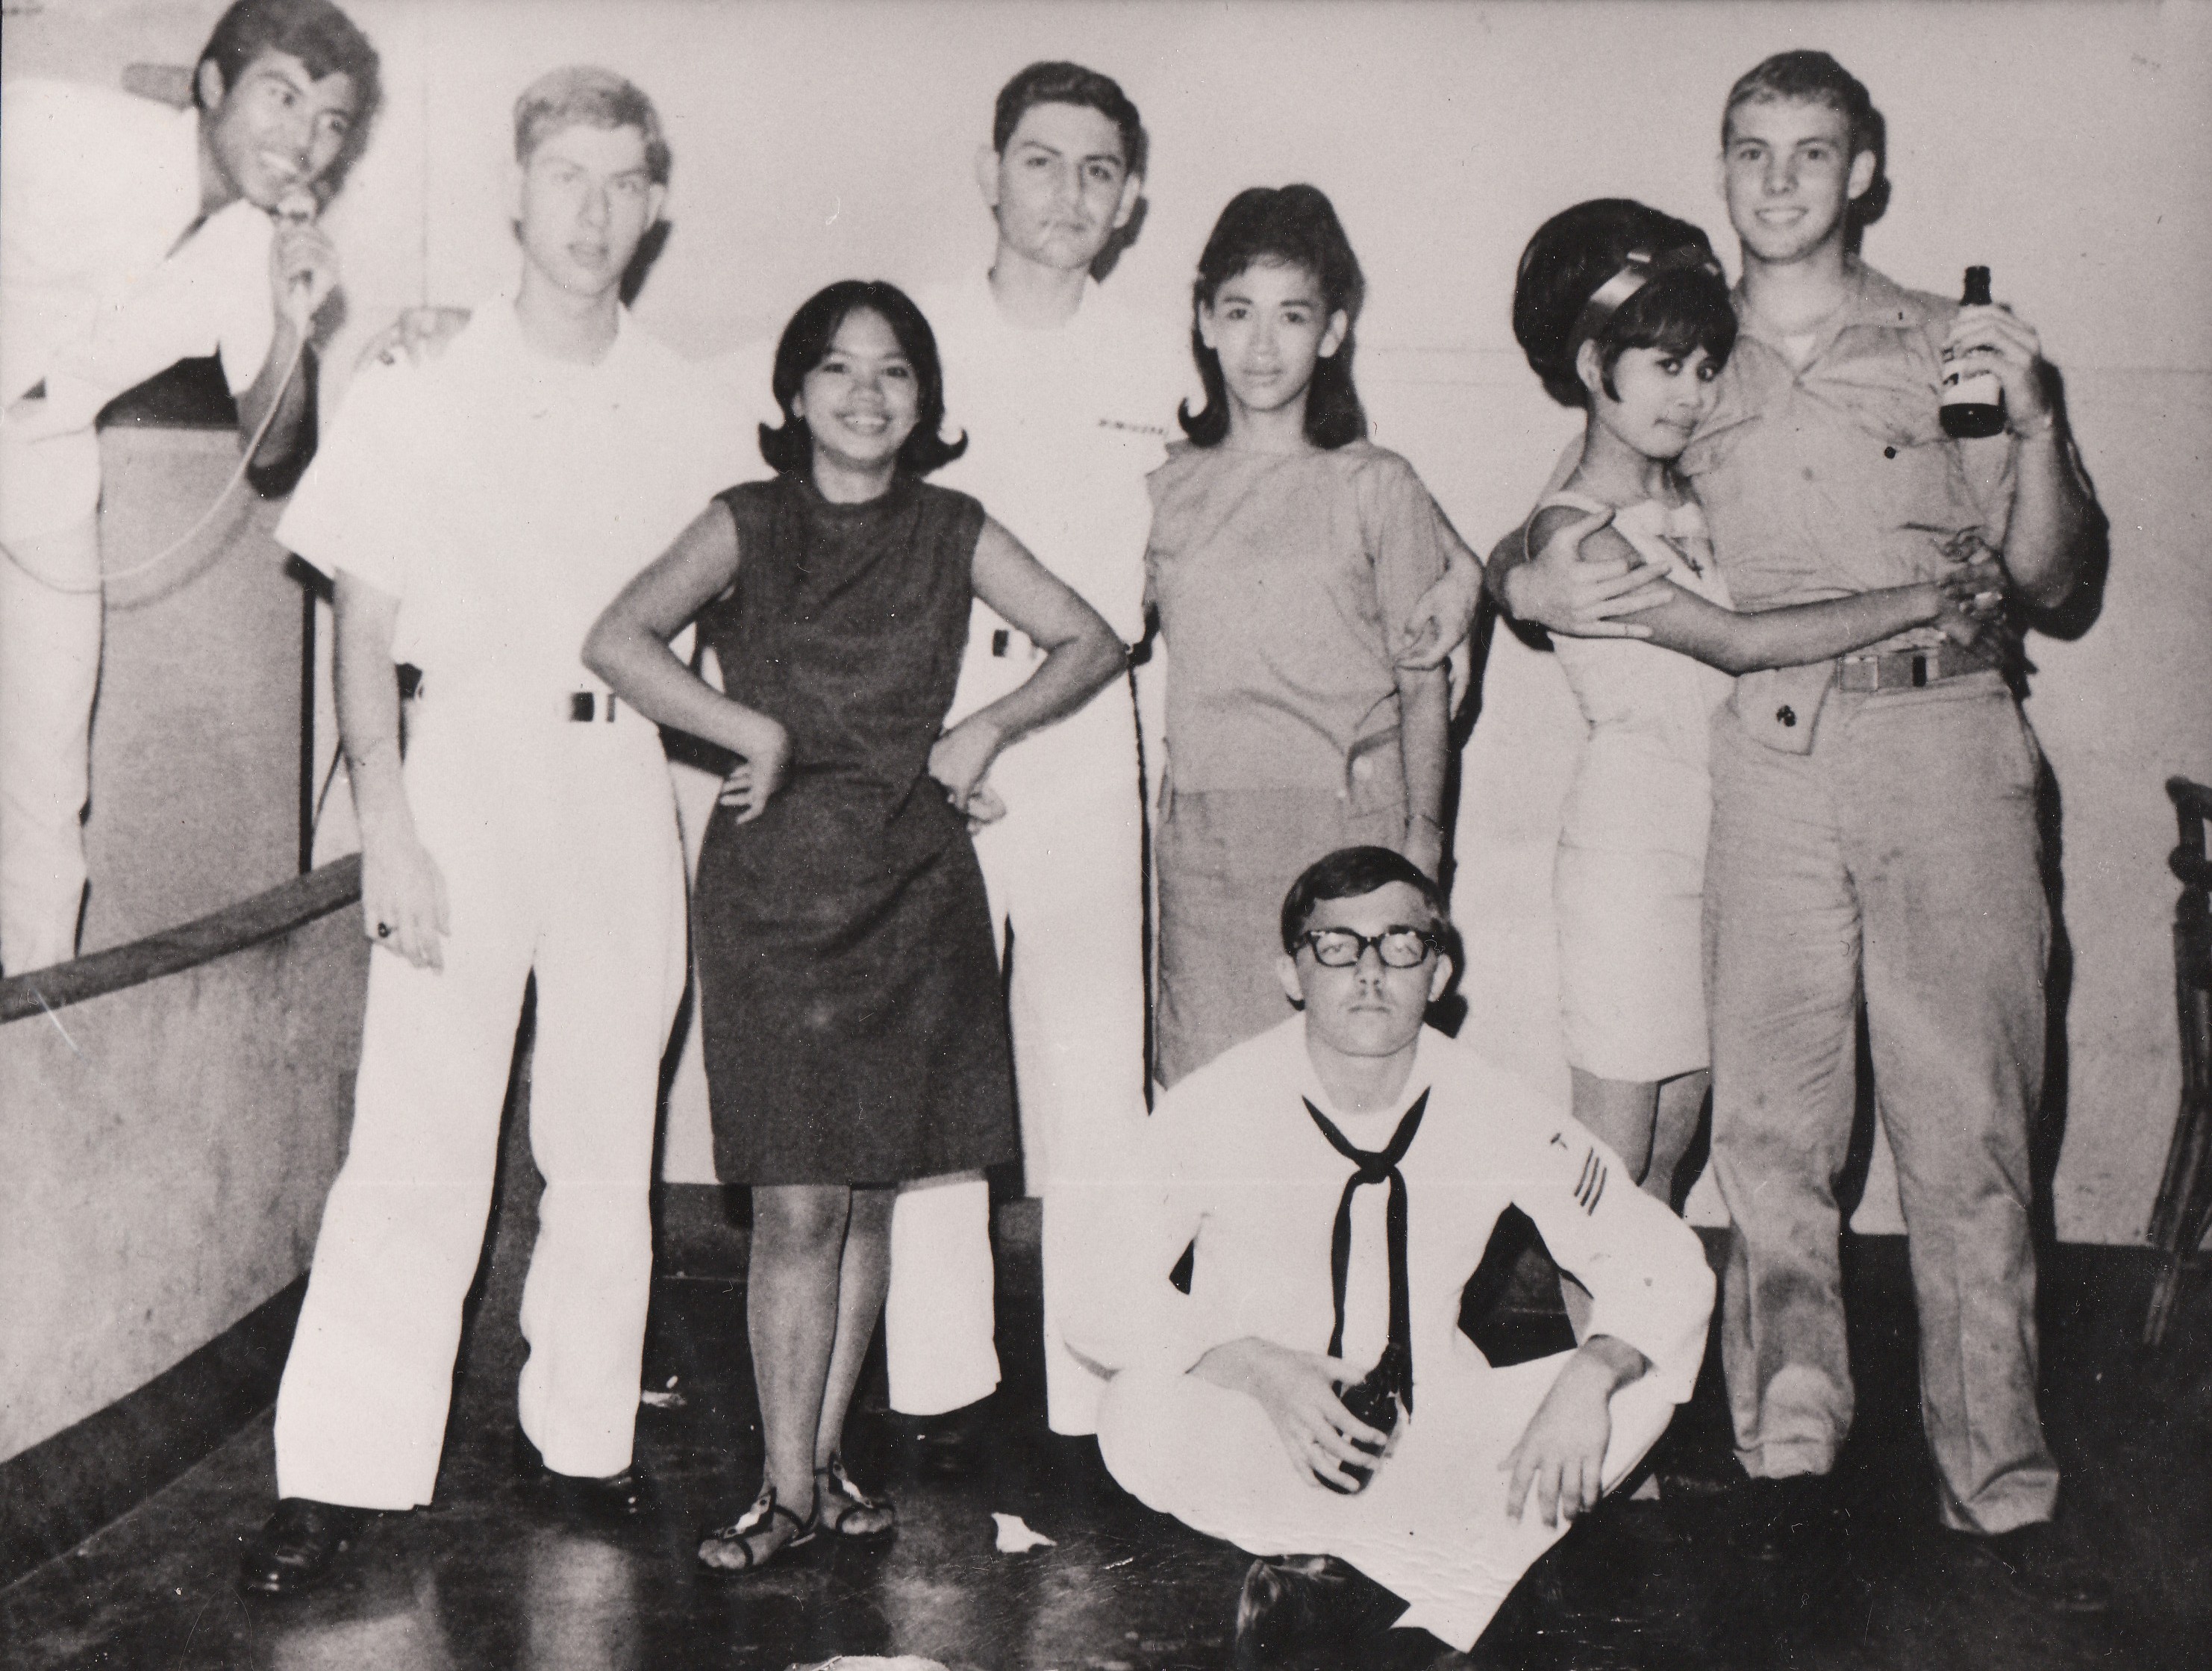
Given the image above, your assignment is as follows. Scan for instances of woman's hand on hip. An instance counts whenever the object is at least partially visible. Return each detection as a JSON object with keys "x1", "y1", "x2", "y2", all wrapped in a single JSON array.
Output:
[
  {"x1": 929, "y1": 716, "x2": 1006, "y2": 828},
  {"x1": 719, "y1": 716, "x2": 792, "y2": 822}
]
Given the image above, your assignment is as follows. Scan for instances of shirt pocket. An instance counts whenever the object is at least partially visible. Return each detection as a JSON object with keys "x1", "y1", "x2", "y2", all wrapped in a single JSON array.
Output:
[{"x1": 1814, "y1": 322, "x2": 1949, "y2": 452}]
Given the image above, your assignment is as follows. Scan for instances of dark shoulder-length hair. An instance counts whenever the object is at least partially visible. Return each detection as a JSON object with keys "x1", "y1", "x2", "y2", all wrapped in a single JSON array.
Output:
[
  {"x1": 1178, "y1": 184, "x2": 1366, "y2": 451},
  {"x1": 757, "y1": 280, "x2": 968, "y2": 478}
]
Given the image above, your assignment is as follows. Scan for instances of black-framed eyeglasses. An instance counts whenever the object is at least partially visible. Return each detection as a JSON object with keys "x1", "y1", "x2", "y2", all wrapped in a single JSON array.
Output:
[{"x1": 1293, "y1": 926, "x2": 1442, "y2": 969}]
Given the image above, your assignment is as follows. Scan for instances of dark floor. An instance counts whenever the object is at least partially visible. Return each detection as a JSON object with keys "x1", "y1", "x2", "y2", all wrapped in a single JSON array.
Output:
[{"x1": 6, "y1": 1181, "x2": 2208, "y2": 1671}]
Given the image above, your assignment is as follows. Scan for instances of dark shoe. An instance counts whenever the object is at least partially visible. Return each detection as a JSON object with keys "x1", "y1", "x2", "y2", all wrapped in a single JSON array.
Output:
[
  {"x1": 1520, "y1": 1497, "x2": 1669, "y2": 1634},
  {"x1": 237, "y1": 1498, "x2": 369, "y2": 1597},
  {"x1": 696, "y1": 1484, "x2": 818, "y2": 1574},
  {"x1": 1649, "y1": 1428, "x2": 1750, "y2": 1499},
  {"x1": 1727, "y1": 1472, "x2": 1840, "y2": 1564},
  {"x1": 513, "y1": 1428, "x2": 655, "y2": 1522},
  {"x1": 815, "y1": 1452, "x2": 896, "y2": 1539},
  {"x1": 902, "y1": 1395, "x2": 992, "y2": 1479},
  {"x1": 1234, "y1": 1553, "x2": 1400, "y2": 1667},
  {"x1": 1948, "y1": 1522, "x2": 2111, "y2": 1614}
]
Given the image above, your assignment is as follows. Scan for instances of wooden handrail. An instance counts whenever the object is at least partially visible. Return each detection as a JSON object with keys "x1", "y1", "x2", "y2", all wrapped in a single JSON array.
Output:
[{"x1": 0, "y1": 855, "x2": 360, "y2": 1025}]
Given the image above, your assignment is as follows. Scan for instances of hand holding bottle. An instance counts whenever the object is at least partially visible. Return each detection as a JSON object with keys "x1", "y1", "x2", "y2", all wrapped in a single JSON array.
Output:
[{"x1": 1941, "y1": 268, "x2": 2057, "y2": 440}]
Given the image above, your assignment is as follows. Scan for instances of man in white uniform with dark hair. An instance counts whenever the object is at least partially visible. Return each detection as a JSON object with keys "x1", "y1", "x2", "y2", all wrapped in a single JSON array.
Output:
[
  {"x1": 1071, "y1": 846, "x2": 1714, "y2": 1659},
  {"x1": 235, "y1": 65, "x2": 735, "y2": 1596},
  {"x1": 895, "y1": 59, "x2": 1185, "y2": 1438}
]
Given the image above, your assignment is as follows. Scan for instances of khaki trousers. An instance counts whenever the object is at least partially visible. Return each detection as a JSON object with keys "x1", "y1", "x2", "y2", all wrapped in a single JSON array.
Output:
[{"x1": 1704, "y1": 672, "x2": 2059, "y2": 1534}]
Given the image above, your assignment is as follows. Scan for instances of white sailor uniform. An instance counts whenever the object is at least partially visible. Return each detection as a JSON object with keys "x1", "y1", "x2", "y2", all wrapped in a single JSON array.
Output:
[
  {"x1": 1072, "y1": 1017, "x2": 1715, "y2": 1650},
  {"x1": 269, "y1": 299, "x2": 735, "y2": 1507}
]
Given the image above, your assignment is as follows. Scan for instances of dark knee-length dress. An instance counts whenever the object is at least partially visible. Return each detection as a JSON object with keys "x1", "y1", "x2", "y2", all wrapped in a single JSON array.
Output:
[{"x1": 693, "y1": 472, "x2": 1016, "y2": 1185}]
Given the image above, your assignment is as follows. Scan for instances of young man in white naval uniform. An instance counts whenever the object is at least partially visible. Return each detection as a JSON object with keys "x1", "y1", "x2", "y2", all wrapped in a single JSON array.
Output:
[
  {"x1": 235, "y1": 66, "x2": 737, "y2": 1596},
  {"x1": 1071, "y1": 846, "x2": 1713, "y2": 1658},
  {"x1": 0, "y1": 0, "x2": 378, "y2": 975},
  {"x1": 892, "y1": 61, "x2": 1184, "y2": 1440}
]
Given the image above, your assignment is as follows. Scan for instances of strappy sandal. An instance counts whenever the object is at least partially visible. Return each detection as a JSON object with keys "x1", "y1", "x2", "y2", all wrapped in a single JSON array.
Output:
[
  {"x1": 815, "y1": 1452, "x2": 897, "y2": 1539},
  {"x1": 696, "y1": 1483, "x2": 817, "y2": 1573}
]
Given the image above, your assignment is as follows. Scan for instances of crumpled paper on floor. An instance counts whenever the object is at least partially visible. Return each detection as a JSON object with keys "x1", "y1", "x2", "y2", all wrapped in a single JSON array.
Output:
[{"x1": 990, "y1": 1512, "x2": 1056, "y2": 1552}]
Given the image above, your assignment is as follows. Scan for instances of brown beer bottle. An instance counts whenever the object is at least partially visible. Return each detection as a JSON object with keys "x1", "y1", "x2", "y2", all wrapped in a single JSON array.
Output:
[{"x1": 1940, "y1": 266, "x2": 2007, "y2": 438}]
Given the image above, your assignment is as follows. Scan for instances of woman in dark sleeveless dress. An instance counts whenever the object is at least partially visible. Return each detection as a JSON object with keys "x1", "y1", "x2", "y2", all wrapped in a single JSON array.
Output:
[{"x1": 585, "y1": 281, "x2": 1124, "y2": 1572}]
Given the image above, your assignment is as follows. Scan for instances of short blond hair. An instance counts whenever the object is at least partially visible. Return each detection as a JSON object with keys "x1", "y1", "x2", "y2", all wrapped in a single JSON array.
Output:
[{"x1": 513, "y1": 66, "x2": 669, "y2": 185}]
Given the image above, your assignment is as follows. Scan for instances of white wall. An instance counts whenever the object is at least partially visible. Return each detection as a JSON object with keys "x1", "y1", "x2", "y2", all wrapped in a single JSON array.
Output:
[{"x1": 10, "y1": 0, "x2": 2208, "y2": 1240}]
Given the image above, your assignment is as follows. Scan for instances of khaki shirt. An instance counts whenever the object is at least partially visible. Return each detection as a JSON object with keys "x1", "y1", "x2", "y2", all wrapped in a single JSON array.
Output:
[{"x1": 1681, "y1": 260, "x2": 2014, "y2": 614}]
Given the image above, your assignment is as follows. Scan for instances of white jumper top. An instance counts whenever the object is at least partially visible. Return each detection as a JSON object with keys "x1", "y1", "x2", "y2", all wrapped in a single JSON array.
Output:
[{"x1": 1066, "y1": 1016, "x2": 1715, "y2": 1409}]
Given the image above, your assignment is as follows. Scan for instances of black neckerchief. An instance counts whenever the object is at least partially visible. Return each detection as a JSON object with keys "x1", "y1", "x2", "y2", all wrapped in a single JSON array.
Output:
[{"x1": 1302, "y1": 1088, "x2": 1428, "y2": 1414}]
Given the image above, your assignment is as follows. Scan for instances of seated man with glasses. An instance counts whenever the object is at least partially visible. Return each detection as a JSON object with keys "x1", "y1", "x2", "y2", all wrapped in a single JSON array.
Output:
[{"x1": 1063, "y1": 846, "x2": 1715, "y2": 1662}]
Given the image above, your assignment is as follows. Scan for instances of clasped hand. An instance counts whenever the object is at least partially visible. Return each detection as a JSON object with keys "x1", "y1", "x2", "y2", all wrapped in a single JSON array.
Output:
[
  {"x1": 1931, "y1": 545, "x2": 2012, "y2": 652},
  {"x1": 1396, "y1": 556, "x2": 1486, "y2": 671},
  {"x1": 929, "y1": 716, "x2": 1008, "y2": 831},
  {"x1": 718, "y1": 715, "x2": 793, "y2": 822},
  {"x1": 1194, "y1": 1337, "x2": 1393, "y2": 1493}
]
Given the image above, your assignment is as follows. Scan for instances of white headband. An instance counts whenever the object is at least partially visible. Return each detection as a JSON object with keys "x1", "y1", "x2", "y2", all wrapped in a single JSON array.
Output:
[{"x1": 1565, "y1": 244, "x2": 1726, "y2": 363}]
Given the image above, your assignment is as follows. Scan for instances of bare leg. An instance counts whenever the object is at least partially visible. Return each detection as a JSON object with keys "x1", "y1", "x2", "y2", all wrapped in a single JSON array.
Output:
[
  {"x1": 746, "y1": 1184, "x2": 849, "y2": 1516},
  {"x1": 1646, "y1": 1069, "x2": 1711, "y2": 1209},
  {"x1": 815, "y1": 1184, "x2": 895, "y2": 1469},
  {"x1": 1569, "y1": 1069, "x2": 1662, "y2": 1181}
]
